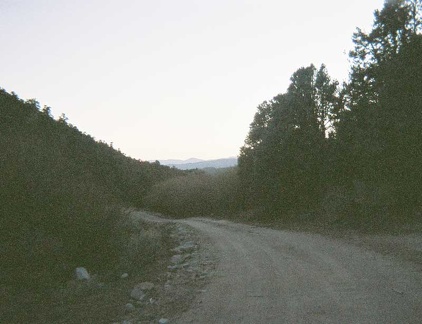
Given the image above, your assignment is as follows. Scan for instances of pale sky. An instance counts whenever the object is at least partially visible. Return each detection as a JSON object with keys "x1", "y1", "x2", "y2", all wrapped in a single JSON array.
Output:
[{"x1": 0, "y1": 0, "x2": 385, "y2": 160}]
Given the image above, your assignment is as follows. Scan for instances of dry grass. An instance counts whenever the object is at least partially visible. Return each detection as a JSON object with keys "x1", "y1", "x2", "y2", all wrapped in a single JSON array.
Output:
[{"x1": 0, "y1": 212, "x2": 176, "y2": 323}]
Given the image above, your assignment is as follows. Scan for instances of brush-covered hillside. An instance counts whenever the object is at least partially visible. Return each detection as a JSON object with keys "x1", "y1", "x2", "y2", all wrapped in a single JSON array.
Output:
[{"x1": 0, "y1": 88, "x2": 184, "y2": 287}]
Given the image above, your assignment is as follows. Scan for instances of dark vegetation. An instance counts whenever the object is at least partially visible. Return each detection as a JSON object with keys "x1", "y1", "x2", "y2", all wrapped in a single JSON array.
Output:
[
  {"x1": 144, "y1": 168, "x2": 241, "y2": 217},
  {"x1": 0, "y1": 90, "x2": 184, "y2": 292},
  {"x1": 238, "y1": 0, "x2": 422, "y2": 229},
  {"x1": 147, "y1": 1, "x2": 422, "y2": 231},
  {"x1": 1, "y1": 2, "x2": 421, "y2": 319}
]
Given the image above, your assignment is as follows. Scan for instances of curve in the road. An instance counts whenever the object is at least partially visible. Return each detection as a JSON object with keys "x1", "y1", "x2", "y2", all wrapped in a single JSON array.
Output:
[{"x1": 175, "y1": 218, "x2": 422, "y2": 324}]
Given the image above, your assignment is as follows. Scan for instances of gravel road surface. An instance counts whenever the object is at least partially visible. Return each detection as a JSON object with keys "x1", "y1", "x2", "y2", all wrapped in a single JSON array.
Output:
[{"x1": 171, "y1": 218, "x2": 422, "y2": 324}]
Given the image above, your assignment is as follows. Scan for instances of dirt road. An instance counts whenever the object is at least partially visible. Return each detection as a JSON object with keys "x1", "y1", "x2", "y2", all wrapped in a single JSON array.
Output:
[{"x1": 168, "y1": 218, "x2": 422, "y2": 324}]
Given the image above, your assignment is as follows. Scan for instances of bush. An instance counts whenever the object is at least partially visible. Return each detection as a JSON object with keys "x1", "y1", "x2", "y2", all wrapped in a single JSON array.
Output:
[
  {"x1": 144, "y1": 168, "x2": 241, "y2": 217},
  {"x1": 117, "y1": 212, "x2": 170, "y2": 272},
  {"x1": 321, "y1": 181, "x2": 407, "y2": 230}
]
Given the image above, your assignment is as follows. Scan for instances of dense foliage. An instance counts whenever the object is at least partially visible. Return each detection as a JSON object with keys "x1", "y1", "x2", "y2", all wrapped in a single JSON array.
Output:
[
  {"x1": 144, "y1": 168, "x2": 241, "y2": 217},
  {"x1": 0, "y1": 90, "x2": 183, "y2": 287},
  {"x1": 239, "y1": 0, "x2": 422, "y2": 226}
]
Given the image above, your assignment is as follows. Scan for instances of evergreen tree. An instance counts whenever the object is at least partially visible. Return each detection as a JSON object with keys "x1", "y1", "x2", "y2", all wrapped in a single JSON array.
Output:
[{"x1": 239, "y1": 65, "x2": 338, "y2": 213}]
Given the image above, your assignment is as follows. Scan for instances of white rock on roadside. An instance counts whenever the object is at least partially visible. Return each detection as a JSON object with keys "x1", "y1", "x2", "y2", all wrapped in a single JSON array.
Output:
[
  {"x1": 130, "y1": 285, "x2": 146, "y2": 301},
  {"x1": 177, "y1": 241, "x2": 196, "y2": 252},
  {"x1": 121, "y1": 273, "x2": 129, "y2": 279},
  {"x1": 137, "y1": 282, "x2": 155, "y2": 291},
  {"x1": 158, "y1": 318, "x2": 169, "y2": 324},
  {"x1": 170, "y1": 254, "x2": 183, "y2": 264},
  {"x1": 125, "y1": 303, "x2": 135, "y2": 312},
  {"x1": 75, "y1": 267, "x2": 90, "y2": 280}
]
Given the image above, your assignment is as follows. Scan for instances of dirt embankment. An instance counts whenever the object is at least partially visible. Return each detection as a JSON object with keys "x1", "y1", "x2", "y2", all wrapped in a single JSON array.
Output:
[{"x1": 1, "y1": 212, "x2": 216, "y2": 324}]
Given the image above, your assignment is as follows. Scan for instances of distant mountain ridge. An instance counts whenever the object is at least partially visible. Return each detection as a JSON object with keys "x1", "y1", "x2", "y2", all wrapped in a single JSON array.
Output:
[
  {"x1": 158, "y1": 158, "x2": 204, "y2": 165},
  {"x1": 159, "y1": 157, "x2": 238, "y2": 170}
]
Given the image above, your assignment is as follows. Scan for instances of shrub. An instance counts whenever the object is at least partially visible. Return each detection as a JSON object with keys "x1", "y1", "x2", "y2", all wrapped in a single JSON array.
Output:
[
  {"x1": 117, "y1": 213, "x2": 169, "y2": 272},
  {"x1": 144, "y1": 168, "x2": 241, "y2": 217}
]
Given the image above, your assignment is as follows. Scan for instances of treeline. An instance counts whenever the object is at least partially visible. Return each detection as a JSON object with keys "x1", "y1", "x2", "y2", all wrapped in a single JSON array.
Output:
[
  {"x1": 239, "y1": 0, "x2": 422, "y2": 227},
  {"x1": 0, "y1": 89, "x2": 183, "y2": 287},
  {"x1": 145, "y1": 1, "x2": 422, "y2": 229}
]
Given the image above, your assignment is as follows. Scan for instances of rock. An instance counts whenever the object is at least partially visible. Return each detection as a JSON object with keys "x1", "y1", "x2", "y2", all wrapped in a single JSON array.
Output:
[
  {"x1": 121, "y1": 273, "x2": 129, "y2": 279},
  {"x1": 158, "y1": 318, "x2": 169, "y2": 324},
  {"x1": 75, "y1": 267, "x2": 90, "y2": 280},
  {"x1": 172, "y1": 241, "x2": 196, "y2": 253},
  {"x1": 130, "y1": 285, "x2": 146, "y2": 301},
  {"x1": 137, "y1": 282, "x2": 154, "y2": 291},
  {"x1": 188, "y1": 262, "x2": 199, "y2": 271},
  {"x1": 170, "y1": 254, "x2": 183, "y2": 264},
  {"x1": 178, "y1": 241, "x2": 196, "y2": 252},
  {"x1": 125, "y1": 303, "x2": 135, "y2": 312},
  {"x1": 130, "y1": 282, "x2": 153, "y2": 300}
]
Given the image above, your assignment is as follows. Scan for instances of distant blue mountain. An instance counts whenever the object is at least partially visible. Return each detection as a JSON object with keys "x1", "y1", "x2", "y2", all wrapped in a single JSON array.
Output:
[
  {"x1": 158, "y1": 158, "x2": 204, "y2": 165},
  {"x1": 160, "y1": 157, "x2": 238, "y2": 170}
]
